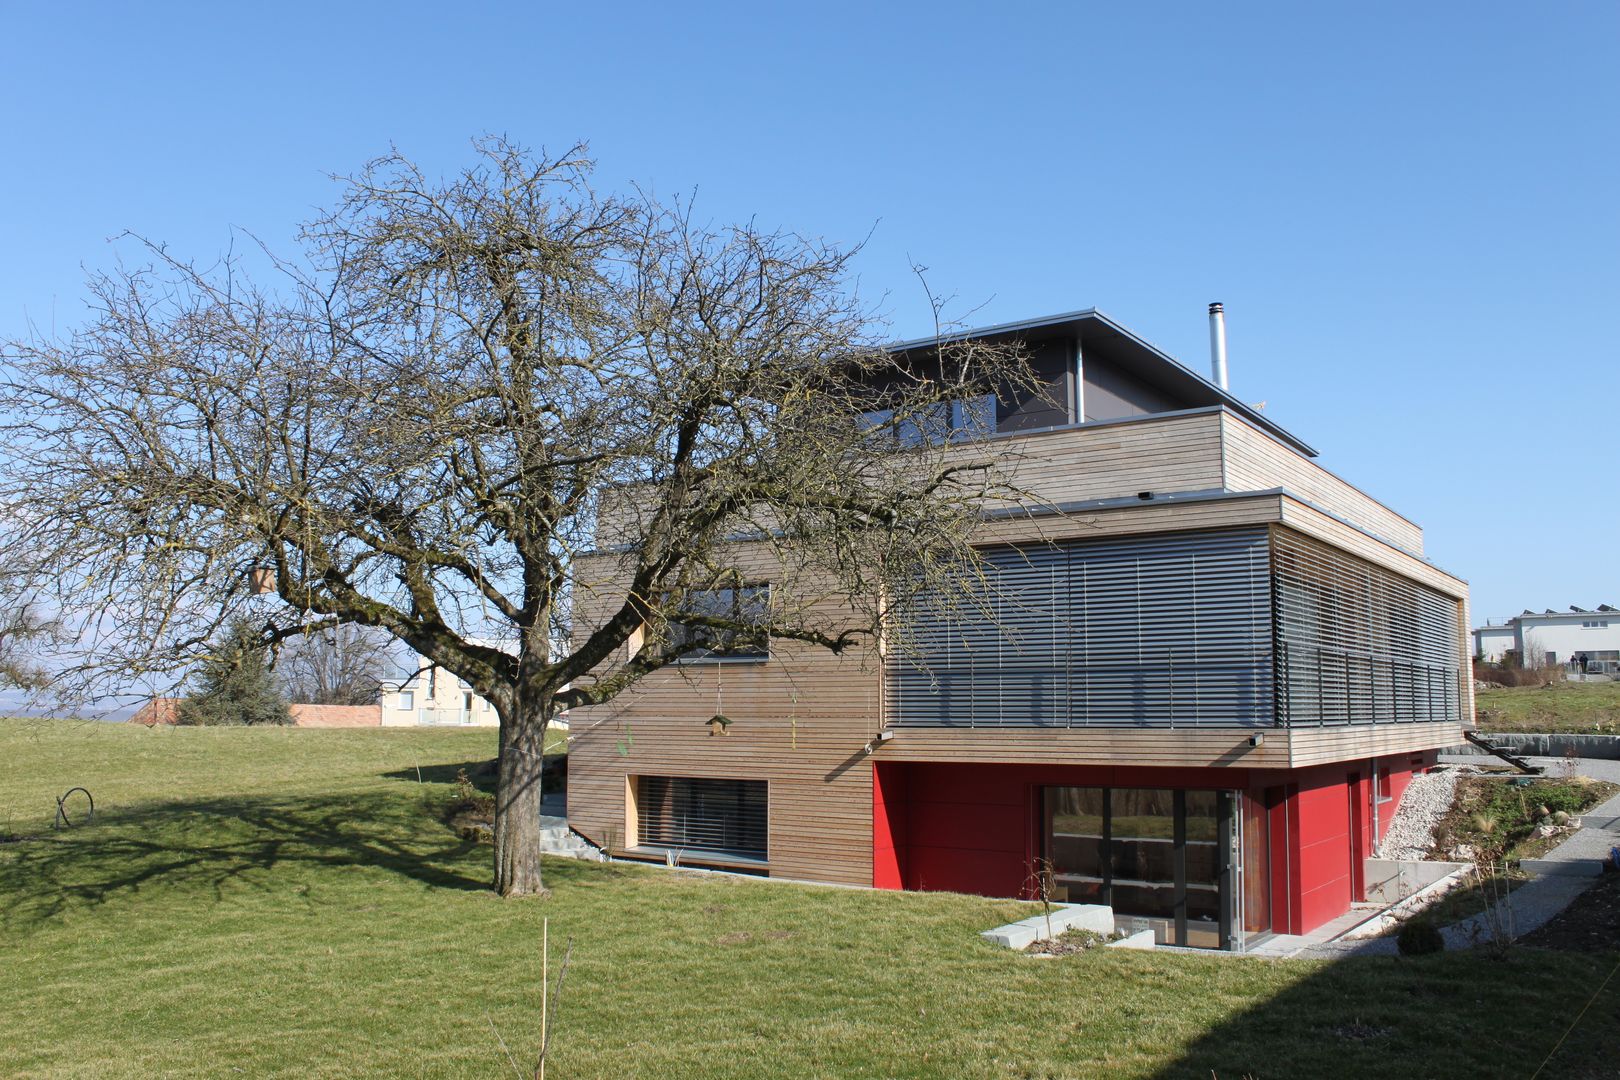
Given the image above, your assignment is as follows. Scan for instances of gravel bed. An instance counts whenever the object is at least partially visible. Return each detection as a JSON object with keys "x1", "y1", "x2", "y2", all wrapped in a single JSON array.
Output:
[{"x1": 1376, "y1": 763, "x2": 1479, "y2": 860}]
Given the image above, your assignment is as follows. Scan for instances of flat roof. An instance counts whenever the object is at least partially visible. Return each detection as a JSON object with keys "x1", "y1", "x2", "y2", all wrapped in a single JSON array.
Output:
[{"x1": 889, "y1": 307, "x2": 1317, "y2": 457}]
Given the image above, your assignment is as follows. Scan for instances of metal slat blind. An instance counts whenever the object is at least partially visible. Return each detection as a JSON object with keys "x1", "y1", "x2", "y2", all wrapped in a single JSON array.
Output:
[
  {"x1": 637, "y1": 776, "x2": 767, "y2": 857},
  {"x1": 889, "y1": 528, "x2": 1274, "y2": 728},
  {"x1": 1272, "y1": 529, "x2": 1463, "y2": 726}
]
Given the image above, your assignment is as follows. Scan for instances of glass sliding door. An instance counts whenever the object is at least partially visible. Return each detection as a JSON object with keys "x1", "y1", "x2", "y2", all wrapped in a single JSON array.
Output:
[
  {"x1": 1107, "y1": 787, "x2": 1178, "y2": 934},
  {"x1": 1044, "y1": 787, "x2": 1107, "y2": 904},
  {"x1": 1042, "y1": 786, "x2": 1261, "y2": 949}
]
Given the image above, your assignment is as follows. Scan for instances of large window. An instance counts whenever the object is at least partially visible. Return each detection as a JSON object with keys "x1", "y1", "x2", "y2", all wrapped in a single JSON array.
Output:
[
  {"x1": 1044, "y1": 786, "x2": 1246, "y2": 949},
  {"x1": 671, "y1": 585, "x2": 771, "y2": 661},
  {"x1": 637, "y1": 776, "x2": 767, "y2": 860}
]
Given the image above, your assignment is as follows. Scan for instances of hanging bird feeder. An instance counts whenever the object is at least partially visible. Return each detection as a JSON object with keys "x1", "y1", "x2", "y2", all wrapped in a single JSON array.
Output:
[{"x1": 704, "y1": 714, "x2": 732, "y2": 737}]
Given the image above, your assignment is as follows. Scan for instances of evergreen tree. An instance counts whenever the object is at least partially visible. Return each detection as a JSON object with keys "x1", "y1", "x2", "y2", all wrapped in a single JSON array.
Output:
[{"x1": 178, "y1": 620, "x2": 293, "y2": 726}]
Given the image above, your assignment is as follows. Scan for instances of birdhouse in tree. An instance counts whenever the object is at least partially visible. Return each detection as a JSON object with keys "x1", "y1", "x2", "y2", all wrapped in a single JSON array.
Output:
[{"x1": 705, "y1": 714, "x2": 732, "y2": 737}]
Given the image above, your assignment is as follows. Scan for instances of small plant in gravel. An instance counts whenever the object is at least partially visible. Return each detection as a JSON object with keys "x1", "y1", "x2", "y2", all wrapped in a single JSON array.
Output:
[
  {"x1": 1025, "y1": 928, "x2": 1117, "y2": 956},
  {"x1": 1397, "y1": 918, "x2": 1445, "y2": 956},
  {"x1": 447, "y1": 768, "x2": 497, "y2": 842}
]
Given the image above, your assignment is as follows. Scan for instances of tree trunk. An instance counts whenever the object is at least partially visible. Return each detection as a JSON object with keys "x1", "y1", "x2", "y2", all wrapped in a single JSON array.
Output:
[{"x1": 493, "y1": 708, "x2": 549, "y2": 897}]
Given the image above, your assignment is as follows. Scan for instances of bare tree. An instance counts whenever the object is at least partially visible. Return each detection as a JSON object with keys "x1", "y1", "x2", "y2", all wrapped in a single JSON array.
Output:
[
  {"x1": 276, "y1": 622, "x2": 393, "y2": 705},
  {"x1": 0, "y1": 598, "x2": 49, "y2": 692},
  {"x1": 0, "y1": 138, "x2": 1029, "y2": 896}
]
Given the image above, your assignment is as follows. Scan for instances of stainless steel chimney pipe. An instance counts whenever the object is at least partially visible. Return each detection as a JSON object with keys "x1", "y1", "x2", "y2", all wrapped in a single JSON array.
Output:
[{"x1": 1208, "y1": 302, "x2": 1229, "y2": 390}]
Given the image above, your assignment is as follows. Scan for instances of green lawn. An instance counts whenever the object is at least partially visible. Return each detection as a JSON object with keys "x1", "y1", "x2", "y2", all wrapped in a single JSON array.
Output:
[
  {"x1": 3, "y1": 719, "x2": 1618, "y2": 1078},
  {"x1": 1476, "y1": 680, "x2": 1620, "y2": 735}
]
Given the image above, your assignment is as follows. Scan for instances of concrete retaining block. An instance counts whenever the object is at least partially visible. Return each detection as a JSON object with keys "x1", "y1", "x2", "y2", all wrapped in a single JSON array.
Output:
[
  {"x1": 1363, "y1": 858, "x2": 1473, "y2": 904},
  {"x1": 982, "y1": 903, "x2": 1114, "y2": 949},
  {"x1": 1521, "y1": 857, "x2": 1605, "y2": 878},
  {"x1": 1106, "y1": 929, "x2": 1157, "y2": 950},
  {"x1": 1444, "y1": 733, "x2": 1620, "y2": 760}
]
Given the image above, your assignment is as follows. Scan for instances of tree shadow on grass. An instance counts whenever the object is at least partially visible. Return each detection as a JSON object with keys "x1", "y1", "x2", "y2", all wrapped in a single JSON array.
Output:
[
  {"x1": 1147, "y1": 948, "x2": 1620, "y2": 1079},
  {"x1": 383, "y1": 759, "x2": 498, "y2": 790},
  {"x1": 380, "y1": 754, "x2": 564, "y2": 794},
  {"x1": 0, "y1": 788, "x2": 491, "y2": 933}
]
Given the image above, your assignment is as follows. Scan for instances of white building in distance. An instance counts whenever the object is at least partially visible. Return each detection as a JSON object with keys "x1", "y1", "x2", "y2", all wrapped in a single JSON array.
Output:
[
  {"x1": 1473, "y1": 605, "x2": 1620, "y2": 671},
  {"x1": 380, "y1": 660, "x2": 501, "y2": 727}
]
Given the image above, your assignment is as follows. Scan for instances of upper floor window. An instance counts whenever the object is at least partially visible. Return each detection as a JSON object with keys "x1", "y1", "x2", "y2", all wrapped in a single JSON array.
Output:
[
  {"x1": 1583, "y1": 620, "x2": 1609, "y2": 628},
  {"x1": 672, "y1": 585, "x2": 771, "y2": 661},
  {"x1": 397, "y1": 690, "x2": 415, "y2": 711},
  {"x1": 859, "y1": 395, "x2": 993, "y2": 448}
]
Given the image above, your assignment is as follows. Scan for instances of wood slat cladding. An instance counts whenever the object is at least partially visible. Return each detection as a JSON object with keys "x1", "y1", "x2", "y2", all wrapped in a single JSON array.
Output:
[
  {"x1": 1286, "y1": 721, "x2": 1465, "y2": 768},
  {"x1": 1276, "y1": 499, "x2": 1464, "y2": 599},
  {"x1": 592, "y1": 407, "x2": 1428, "y2": 562},
  {"x1": 565, "y1": 578, "x2": 885, "y2": 885},
  {"x1": 881, "y1": 727, "x2": 1290, "y2": 768},
  {"x1": 974, "y1": 411, "x2": 1224, "y2": 511},
  {"x1": 1219, "y1": 411, "x2": 1424, "y2": 556}
]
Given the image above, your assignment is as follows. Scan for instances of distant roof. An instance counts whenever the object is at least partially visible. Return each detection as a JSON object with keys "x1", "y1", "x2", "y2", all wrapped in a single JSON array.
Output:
[{"x1": 887, "y1": 307, "x2": 1317, "y2": 458}]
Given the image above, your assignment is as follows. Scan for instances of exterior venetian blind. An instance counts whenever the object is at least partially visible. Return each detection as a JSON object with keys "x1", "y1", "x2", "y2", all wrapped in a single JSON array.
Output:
[
  {"x1": 888, "y1": 527, "x2": 1274, "y2": 728},
  {"x1": 637, "y1": 776, "x2": 768, "y2": 858},
  {"x1": 1271, "y1": 529, "x2": 1464, "y2": 726}
]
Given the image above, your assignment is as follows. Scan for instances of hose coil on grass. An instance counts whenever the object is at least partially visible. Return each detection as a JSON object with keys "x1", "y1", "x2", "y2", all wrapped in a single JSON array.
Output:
[{"x1": 54, "y1": 787, "x2": 94, "y2": 829}]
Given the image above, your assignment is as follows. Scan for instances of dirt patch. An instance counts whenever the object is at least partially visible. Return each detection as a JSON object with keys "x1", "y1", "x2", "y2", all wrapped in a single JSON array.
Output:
[
  {"x1": 1520, "y1": 872, "x2": 1620, "y2": 953},
  {"x1": 715, "y1": 930, "x2": 794, "y2": 945}
]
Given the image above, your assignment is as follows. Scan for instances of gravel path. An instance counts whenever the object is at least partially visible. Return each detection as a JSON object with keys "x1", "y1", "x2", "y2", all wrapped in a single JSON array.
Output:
[{"x1": 1375, "y1": 763, "x2": 1479, "y2": 860}]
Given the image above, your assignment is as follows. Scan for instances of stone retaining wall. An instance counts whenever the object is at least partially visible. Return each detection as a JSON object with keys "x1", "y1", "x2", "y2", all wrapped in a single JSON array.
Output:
[{"x1": 1446, "y1": 733, "x2": 1620, "y2": 760}]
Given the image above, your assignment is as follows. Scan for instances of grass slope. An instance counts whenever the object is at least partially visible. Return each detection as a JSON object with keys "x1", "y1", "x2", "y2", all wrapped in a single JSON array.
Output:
[
  {"x1": 1476, "y1": 681, "x2": 1620, "y2": 735},
  {"x1": 3, "y1": 719, "x2": 1618, "y2": 1079}
]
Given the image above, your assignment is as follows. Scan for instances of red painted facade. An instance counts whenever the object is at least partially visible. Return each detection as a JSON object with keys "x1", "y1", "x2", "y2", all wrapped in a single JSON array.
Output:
[{"x1": 872, "y1": 751, "x2": 1435, "y2": 938}]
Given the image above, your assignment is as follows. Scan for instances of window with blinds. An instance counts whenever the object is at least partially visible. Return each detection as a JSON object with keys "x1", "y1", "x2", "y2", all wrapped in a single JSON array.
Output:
[
  {"x1": 886, "y1": 525, "x2": 1466, "y2": 729},
  {"x1": 888, "y1": 528, "x2": 1275, "y2": 728},
  {"x1": 636, "y1": 776, "x2": 768, "y2": 858},
  {"x1": 1271, "y1": 529, "x2": 1464, "y2": 726}
]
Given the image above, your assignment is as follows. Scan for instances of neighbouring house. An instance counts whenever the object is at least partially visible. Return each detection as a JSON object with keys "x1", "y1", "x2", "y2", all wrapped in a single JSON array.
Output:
[
  {"x1": 380, "y1": 655, "x2": 501, "y2": 727},
  {"x1": 130, "y1": 697, "x2": 382, "y2": 727},
  {"x1": 565, "y1": 306, "x2": 1471, "y2": 951},
  {"x1": 1473, "y1": 607, "x2": 1620, "y2": 671}
]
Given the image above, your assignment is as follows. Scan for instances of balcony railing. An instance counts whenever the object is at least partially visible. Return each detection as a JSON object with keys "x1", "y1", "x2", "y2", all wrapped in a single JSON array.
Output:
[{"x1": 1275, "y1": 640, "x2": 1464, "y2": 727}]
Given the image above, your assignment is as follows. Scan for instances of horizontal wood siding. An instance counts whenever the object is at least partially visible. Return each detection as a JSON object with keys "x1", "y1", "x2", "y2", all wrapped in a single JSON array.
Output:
[
  {"x1": 976, "y1": 411, "x2": 1225, "y2": 510},
  {"x1": 1221, "y1": 412, "x2": 1425, "y2": 555},
  {"x1": 567, "y1": 547, "x2": 883, "y2": 886},
  {"x1": 1286, "y1": 721, "x2": 1464, "y2": 768},
  {"x1": 874, "y1": 722, "x2": 1462, "y2": 770},
  {"x1": 880, "y1": 727, "x2": 1292, "y2": 768},
  {"x1": 1277, "y1": 499, "x2": 1465, "y2": 598},
  {"x1": 974, "y1": 493, "x2": 1287, "y2": 548}
]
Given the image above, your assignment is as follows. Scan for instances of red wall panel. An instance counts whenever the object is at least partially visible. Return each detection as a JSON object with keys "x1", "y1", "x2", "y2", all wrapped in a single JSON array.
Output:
[{"x1": 872, "y1": 758, "x2": 1430, "y2": 938}]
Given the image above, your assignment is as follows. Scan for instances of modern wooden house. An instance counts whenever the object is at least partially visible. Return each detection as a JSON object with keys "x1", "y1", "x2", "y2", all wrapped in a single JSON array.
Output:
[{"x1": 565, "y1": 308, "x2": 1470, "y2": 950}]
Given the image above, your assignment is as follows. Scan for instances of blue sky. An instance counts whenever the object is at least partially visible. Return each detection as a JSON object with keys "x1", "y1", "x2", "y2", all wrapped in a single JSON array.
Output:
[{"x1": 2, "y1": 1, "x2": 1616, "y2": 623}]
